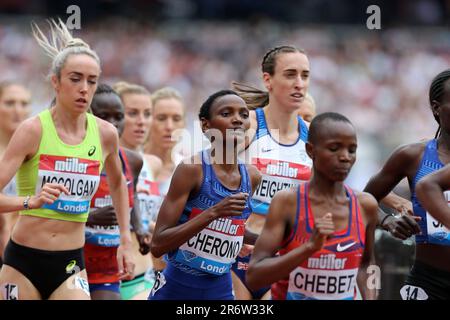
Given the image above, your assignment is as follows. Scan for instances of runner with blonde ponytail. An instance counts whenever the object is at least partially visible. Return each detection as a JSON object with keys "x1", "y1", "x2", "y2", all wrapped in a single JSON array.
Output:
[{"x1": 0, "y1": 18, "x2": 134, "y2": 300}]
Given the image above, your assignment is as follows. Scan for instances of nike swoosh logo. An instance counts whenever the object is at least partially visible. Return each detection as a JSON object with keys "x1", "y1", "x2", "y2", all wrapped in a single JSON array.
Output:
[
  {"x1": 336, "y1": 242, "x2": 356, "y2": 252},
  {"x1": 261, "y1": 148, "x2": 274, "y2": 153}
]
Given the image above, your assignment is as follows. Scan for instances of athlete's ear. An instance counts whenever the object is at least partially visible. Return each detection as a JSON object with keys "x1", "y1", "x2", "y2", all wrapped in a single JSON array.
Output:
[
  {"x1": 430, "y1": 99, "x2": 440, "y2": 118},
  {"x1": 51, "y1": 74, "x2": 60, "y2": 92},
  {"x1": 262, "y1": 72, "x2": 272, "y2": 91},
  {"x1": 306, "y1": 141, "x2": 314, "y2": 160},
  {"x1": 200, "y1": 117, "x2": 210, "y2": 134}
]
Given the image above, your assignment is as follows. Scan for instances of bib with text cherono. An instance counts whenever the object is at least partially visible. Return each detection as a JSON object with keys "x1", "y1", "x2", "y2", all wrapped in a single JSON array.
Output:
[{"x1": 175, "y1": 208, "x2": 245, "y2": 276}]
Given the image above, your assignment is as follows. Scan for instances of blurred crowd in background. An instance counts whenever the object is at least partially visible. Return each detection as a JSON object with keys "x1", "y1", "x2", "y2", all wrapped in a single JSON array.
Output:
[{"x1": 2, "y1": 18, "x2": 448, "y2": 190}]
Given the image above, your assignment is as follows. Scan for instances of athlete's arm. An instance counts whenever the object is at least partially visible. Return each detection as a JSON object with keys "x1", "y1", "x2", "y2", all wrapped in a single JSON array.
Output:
[
  {"x1": 151, "y1": 160, "x2": 249, "y2": 258},
  {"x1": 247, "y1": 189, "x2": 332, "y2": 290},
  {"x1": 125, "y1": 149, "x2": 145, "y2": 234},
  {"x1": 0, "y1": 117, "x2": 68, "y2": 212},
  {"x1": 355, "y1": 192, "x2": 379, "y2": 300},
  {"x1": 416, "y1": 164, "x2": 450, "y2": 229},
  {"x1": 380, "y1": 193, "x2": 413, "y2": 215},
  {"x1": 364, "y1": 143, "x2": 421, "y2": 235},
  {"x1": 243, "y1": 164, "x2": 262, "y2": 245},
  {"x1": 86, "y1": 205, "x2": 117, "y2": 227},
  {"x1": 100, "y1": 119, "x2": 134, "y2": 279},
  {"x1": 126, "y1": 149, "x2": 151, "y2": 255},
  {"x1": 0, "y1": 118, "x2": 38, "y2": 211}
]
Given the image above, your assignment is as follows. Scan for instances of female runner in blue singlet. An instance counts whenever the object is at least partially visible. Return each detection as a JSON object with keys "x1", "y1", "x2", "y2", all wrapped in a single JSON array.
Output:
[
  {"x1": 149, "y1": 90, "x2": 261, "y2": 300},
  {"x1": 364, "y1": 69, "x2": 450, "y2": 300}
]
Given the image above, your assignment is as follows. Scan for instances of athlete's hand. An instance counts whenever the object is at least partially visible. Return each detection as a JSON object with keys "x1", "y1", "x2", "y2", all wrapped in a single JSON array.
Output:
[
  {"x1": 238, "y1": 244, "x2": 254, "y2": 257},
  {"x1": 86, "y1": 206, "x2": 118, "y2": 227},
  {"x1": 385, "y1": 196, "x2": 414, "y2": 216},
  {"x1": 117, "y1": 239, "x2": 135, "y2": 281},
  {"x1": 29, "y1": 183, "x2": 69, "y2": 209},
  {"x1": 382, "y1": 214, "x2": 421, "y2": 240},
  {"x1": 135, "y1": 230, "x2": 152, "y2": 255},
  {"x1": 210, "y1": 192, "x2": 249, "y2": 218},
  {"x1": 309, "y1": 213, "x2": 335, "y2": 251}
]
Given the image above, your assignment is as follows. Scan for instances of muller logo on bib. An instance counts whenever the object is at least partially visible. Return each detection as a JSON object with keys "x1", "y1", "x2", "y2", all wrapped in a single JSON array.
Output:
[
  {"x1": 266, "y1": 162, "x2": 298, "y2": 178},
  {"x1": 207, "y1": 217, "x2": 244, "y2": 236},
  {"x1": 252, "y1": 158, "x2": 311, "y2": 180},
  {"x1": 40, "y1": 155, "x2": 100, "y2": 176},
  {"x1": 176, "y1": 207, "x2": 246, "y2": 275},
  {"x1": 55, "y1": 158, "x2": 88, "y2": 174}
]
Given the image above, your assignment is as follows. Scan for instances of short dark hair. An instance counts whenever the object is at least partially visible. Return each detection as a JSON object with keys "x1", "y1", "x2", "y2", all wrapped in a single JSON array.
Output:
[
  {"x1": 91, "y1": 83, "x2": 122, "y2": 114},
  {"x1": 198, "y1": 89, "x2": 240, "y2": 120},
  {"x1": 308, "y1": 112, "x2": 353, "y2": 144},
  {"x1": 429, "y1": 69, "x2": 450, "y2": 138},
  {"x1": 95, "y1": 83, "x2": 117, "y2": 96}
]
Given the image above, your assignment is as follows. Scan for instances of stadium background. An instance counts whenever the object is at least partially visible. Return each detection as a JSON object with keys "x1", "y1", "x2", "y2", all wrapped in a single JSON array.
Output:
[{"x1": 1, "y1": 0, "x2": 449, "y2": 299}]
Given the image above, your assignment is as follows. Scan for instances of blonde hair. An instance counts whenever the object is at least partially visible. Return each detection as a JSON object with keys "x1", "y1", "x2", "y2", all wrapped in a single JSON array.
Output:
[
  {"x1": 304, "y1": 93, "x2": 316, "y2": 113},
  {"x1": 150, "y1": 87, "x2": 183, "y2": 106},
  {"x1": 113, "y1": 81, "x2": 151, "y2": 100},
  {"x1": 32, "y1": 18, "x2": 100, "y2": 79},
  {"x1": 0, "y1": 81, "x2": 29, "y2": 99}
]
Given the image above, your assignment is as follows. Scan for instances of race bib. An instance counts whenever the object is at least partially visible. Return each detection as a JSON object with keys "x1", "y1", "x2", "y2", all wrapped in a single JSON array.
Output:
[
  {"x1": 252, "y1": 158, "x2": 310, "y2": 206},
  {"x1": 150, "y1": 271, "x2": 166, "y2": 297},
  {"x1": 425, "y1": 190, "x2": 450, "y2": 245},
  {"x1": 85, "y1": 225, "x2": 120, "y2": 247},
  {"x1": 175, "y1": 209, "x2": 245, "y2": 275},
  {"x1": 400, "y1": 285, "x2": 429, "y2": 300},
  {"x1": 287, "y1": 266, "x2": 358, "y2": 300},
  {"x1": 91, "y1": 174, "x2": 112, "y2": 209},
  {"x1": 137, "y1": 179, "x2": 163, "y2": 230},
  {"x1": 287, "y1": 253, "x2": 361, "y2": 300},
  {"x1": 36, "y1": 155, "x2": 100, "y2": 214}
]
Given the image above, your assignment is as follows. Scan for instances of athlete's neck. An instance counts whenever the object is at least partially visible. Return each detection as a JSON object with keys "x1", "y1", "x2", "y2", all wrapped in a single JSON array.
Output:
[
  {"x1": 119, "y1": 137, "x2": 140, "y2": 152},
  {"x1": 50, "y1": 106, "x2": 87, "y2": 136},
  {"x1": 264, "y1": 103, "x2": 299, "y2": 139},
  {"x1": 0, "y1": 129, "x2": 13, "y2": 153},
  {"x1": 309, "y1": 175, "x2": 346, "y2": 199},
  {"x1": 145, "y1": 143, "x2": 173, "y2": 165},
  {"x1": 209, "y1": 147, "x2": 239, "y2": 173},
  {"x1": 437, "y1": 133, "x2": 450, "y2": 154}
]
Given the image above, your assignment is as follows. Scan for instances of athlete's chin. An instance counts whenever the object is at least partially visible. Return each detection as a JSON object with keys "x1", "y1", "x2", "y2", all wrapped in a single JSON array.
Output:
[
  {"x1": 285, "y1": 101, "x2": 302, "y2": 112},
  {"x1": 70, "y1": 104, "x2": 90, "y2": 114},
  {"x1": 333, "y1": 172, "x2": 350, "y2": 181},
  {"x1": 223, "y1": 136, "x2": 242, "y2": 145}
]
